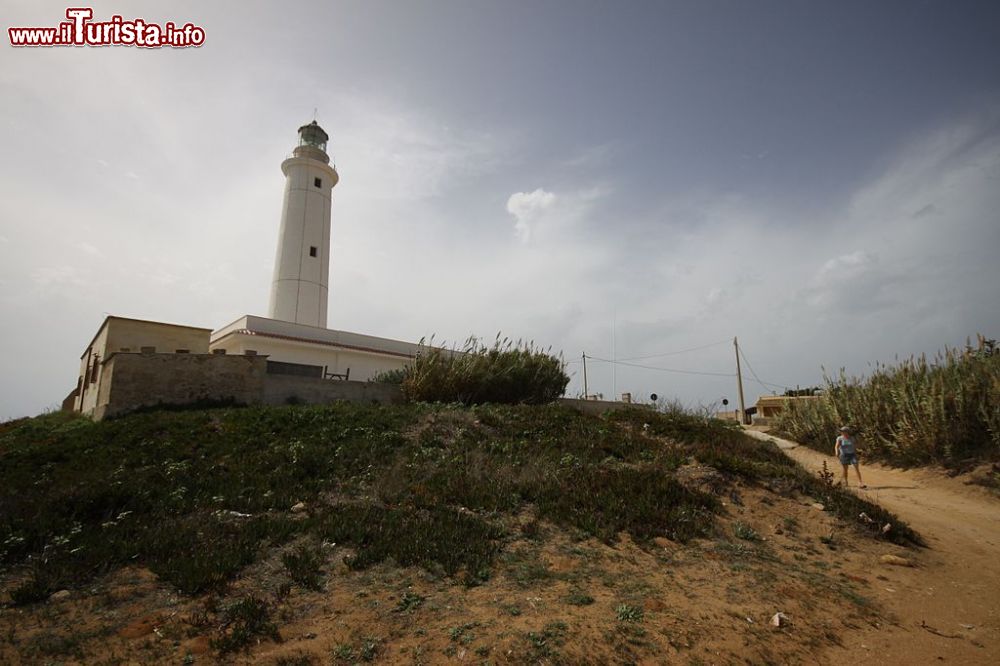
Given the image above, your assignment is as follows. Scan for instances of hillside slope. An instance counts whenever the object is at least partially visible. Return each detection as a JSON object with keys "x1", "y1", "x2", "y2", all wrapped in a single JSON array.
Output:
[
  {"x1": 1, "y1": 404, "x2": 922, "y2": 664},
  {"x1": 747, "y1": 428, "x2": 1000, "y2": 665}
]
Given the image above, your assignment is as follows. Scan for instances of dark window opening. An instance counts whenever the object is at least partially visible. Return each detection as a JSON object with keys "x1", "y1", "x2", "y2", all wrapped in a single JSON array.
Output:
[
  {"x1": 267, "y1": 360, "x2": 323, "y2": 378},
  {"x1": 314, "y1": 177, "x2": 322, "y2": 188},
  {"x1": 176, "y1": 349, "x2": 190, "y2": 354},
  {"x1": 309, "y1": 246, "x2": 317, "y2": 257}
]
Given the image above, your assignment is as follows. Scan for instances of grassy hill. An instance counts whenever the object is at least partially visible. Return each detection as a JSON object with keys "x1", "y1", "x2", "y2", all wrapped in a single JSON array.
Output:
[{"x1": 0, "y1": 403, "x2": 921, "y2": 663}]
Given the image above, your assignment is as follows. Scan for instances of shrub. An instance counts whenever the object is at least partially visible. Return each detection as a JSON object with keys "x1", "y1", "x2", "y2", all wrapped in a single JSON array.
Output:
[
  {"x1": 400, "y1": 335, "x2": 569, "y2": 405},
  {"x1": 370, "y1": 368, "x2": 407, "y2": 385},
  {"x1": 211, "y1": 595, "x2": 281, "y2": 654},
  {"x1": 282, "y1": 543, "x2": 325, "y2": 591},
  {"x1": 316, "y1": 504, "x2": 503, "y2": 586},
  {"x1": 775, "y1": 335, "x2": 1000, "y2": 466}
]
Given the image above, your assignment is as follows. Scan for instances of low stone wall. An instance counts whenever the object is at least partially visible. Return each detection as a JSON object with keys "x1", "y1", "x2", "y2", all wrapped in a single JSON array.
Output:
[
  {"x1": 557, "y1": 397, "x2": 650, "y2": 416},
  {"x1": 90, "y1": 352, "x2": 402, "y2": 420},
  {"x1": 96, "y1": 352, "x2": 267, "y2": 420},
  {"x1": 262, "y1": 375, "x2": 402, "y2": 406}
]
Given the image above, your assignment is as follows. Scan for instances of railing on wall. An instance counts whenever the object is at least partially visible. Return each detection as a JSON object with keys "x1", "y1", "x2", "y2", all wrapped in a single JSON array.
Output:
[{"x1": 323, "y1": 366, "x2": 350, "y2": 381}]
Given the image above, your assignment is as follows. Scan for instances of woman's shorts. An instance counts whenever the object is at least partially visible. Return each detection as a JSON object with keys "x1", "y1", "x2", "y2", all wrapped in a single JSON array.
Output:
[{"x1": 839, "y1": 452, "x2": 859, "y2": 466}]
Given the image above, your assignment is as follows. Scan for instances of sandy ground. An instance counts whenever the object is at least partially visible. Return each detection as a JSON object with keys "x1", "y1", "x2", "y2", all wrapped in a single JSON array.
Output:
[{"x1": 745, "y1": 428, "x2": 1000, "y2": 665}]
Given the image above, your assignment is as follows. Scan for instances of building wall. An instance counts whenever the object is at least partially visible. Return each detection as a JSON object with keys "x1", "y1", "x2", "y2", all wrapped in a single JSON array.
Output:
[
  {"x1": 103, "y1": 320, "x2": 210, "y2": 356},
  {"x1": 557, "y1": 398, "x2": 651, "y2": 416},
  {"x1": 86, "y1": 351, "x2": 402, "y2": 420},
  {"x1": 210, "y1": 329, "x2": 412, "y2": 382},
  {"x1": 95, "y1": 352, "x2": 266, "y2": 420},
  {"x1": 262, "y1": 375, "x2": 402, "y2": 407},
  {"x1": 754, "y1": 395, "x2": 822, "y2": 419},
  {"x1": 75, "y1": 317, "x2": 211, "y2": 415}
]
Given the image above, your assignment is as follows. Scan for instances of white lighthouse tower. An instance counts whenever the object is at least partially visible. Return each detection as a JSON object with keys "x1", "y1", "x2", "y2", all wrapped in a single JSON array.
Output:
[
  {"x1": 268, "y1": 121, "x2": 339, "y2": 328},
  {"x1": 210, "y1": 119, "x2": 426, "y2": 384}
]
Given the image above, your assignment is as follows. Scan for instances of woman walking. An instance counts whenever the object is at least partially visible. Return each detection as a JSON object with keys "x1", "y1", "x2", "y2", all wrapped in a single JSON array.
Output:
[{"x1": 835, "y1": 426, "x2": 867, "y2": 489}]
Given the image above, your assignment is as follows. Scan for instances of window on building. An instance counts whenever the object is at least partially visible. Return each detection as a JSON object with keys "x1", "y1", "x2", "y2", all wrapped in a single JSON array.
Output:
[
  {"x1": 176, "y1": 349, "x2": 190, "y2": 354},
  {"x1": 309, "y1": 246, "x2": 317, "y2": 257},
  {"x1": 90, "y1": 355, "x2": 99, "y2": 383},
  {"x1": 314, "y1": 177, "x2": 322, "y2": 188}
]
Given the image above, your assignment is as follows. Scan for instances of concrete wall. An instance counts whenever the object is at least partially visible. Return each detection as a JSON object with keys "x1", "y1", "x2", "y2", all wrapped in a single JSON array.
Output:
[
  {"x1": 95, "y1": 352, "x2": 267, "y2": 420},
  {"x1": 262, "y1": 375, "x2": 402, "y2": 407},
  {"x1": 87, "y1": 351, "x2": 401, "y2": 420},
  {"x1": 211, "y1": 334, "x2": 410, "y2": 382},
  {"x1": 558, "y1": 398, "x2": 651, "y2": 416},
  {"x1": 103, "y1": 319, "x2": 210, "y2": 356}
]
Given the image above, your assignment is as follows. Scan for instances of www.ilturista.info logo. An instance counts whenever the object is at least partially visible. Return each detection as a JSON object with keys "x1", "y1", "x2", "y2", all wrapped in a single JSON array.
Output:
[{"x1": 8, "y1": 8, "x2": 205, "y2": 48}]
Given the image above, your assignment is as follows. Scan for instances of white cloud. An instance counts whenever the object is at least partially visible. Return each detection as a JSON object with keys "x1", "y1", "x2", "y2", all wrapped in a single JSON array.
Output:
[
  {"x1": 331, "y1": 96, "x2": 507, "y2": 202},
  {"x1": 78, "y1": 241, "x2": 101, "y2": 256},
  {"x1": 506, "y1": 188, "x2": 556, "y2": 242}
]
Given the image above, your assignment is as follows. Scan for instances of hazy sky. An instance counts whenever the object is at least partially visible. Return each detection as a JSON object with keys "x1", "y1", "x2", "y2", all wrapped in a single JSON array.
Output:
[{"x1": 2, "y1": 0, "x2": 999, "y2": 420}]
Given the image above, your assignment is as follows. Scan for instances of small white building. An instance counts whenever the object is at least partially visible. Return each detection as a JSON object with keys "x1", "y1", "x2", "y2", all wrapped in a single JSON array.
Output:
[{"x1": 210, "y1": 315, "x2": 419, "y2": 382}]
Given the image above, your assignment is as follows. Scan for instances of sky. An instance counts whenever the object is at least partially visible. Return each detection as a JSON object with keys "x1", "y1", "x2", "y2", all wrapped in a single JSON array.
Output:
[{"x1": 2, "y1": 0, "x2": 999, "y2": 420}]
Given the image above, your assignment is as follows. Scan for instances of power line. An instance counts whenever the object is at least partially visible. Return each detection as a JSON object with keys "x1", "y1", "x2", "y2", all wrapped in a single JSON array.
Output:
[
  {"x1": 585, "y1": 355, "x2": 735, "y2": 378},
  {"x1": 737, "y1": 345, "x2": 788, "y2": 392},
  {"x1": 617, "y1": 338, "x2": 731, "y2": 362}
]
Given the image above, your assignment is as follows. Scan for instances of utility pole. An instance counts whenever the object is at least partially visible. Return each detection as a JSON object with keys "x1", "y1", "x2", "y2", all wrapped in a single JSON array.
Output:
[
  {"x1": 582, "y1": 352, "x2": 589, "y2": 399},
  {"x1": 734, "y1": 337, "x2": 747, "y2": 425}
]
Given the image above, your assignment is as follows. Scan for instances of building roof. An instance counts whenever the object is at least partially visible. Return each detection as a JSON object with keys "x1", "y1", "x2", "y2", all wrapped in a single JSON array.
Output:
[
  {"x1": 214, "y1": 328, "x2": 416, "y2": 359},
  {"x1": 211, "y1": 315, "x2": 421, "y2": 360}
]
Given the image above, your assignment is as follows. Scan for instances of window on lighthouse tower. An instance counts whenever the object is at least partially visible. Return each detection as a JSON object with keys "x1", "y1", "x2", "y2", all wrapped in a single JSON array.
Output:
[
  {"x1": 309, "y1": 246, "x2": 317, "y2": 257},
  {"x1": 314, "y1": 177, "x2": 322, "y2": 188}
]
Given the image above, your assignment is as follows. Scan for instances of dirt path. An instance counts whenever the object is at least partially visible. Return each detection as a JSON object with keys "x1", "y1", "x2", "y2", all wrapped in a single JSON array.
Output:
[{"x1": 745, "y1": 428, "x2": 1000, "y2": 664}]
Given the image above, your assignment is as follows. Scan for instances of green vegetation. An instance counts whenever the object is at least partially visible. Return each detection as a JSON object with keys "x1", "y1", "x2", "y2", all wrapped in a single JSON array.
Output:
[
  {"x1": 565, "y1": 589, "x2": 595, "y2": 606},
  {"x1": 211, "y1": 595, "x2": 281, "y2": 654},
  {"x1": 0, "y1": 399, "x2": 919, "y2": 608},
  {"x1": 615, "y1": 603, "x2": 644, "y2": 623},
  {"x1": 332, "y1": 637, "x2": 380, "y2": 663},
  {"x1": 400, "y1": 335, "x2": 569, "y2": 405},
  {"x1": 732, "y1": 521, "x2": 760, "y2": 541},
  {"x1": 775, "y1": 335, "x2": 1000, "y2": 466},
  {"x1": 609, "y1": 407, "x2": 924, "y2": 546},
  {"x1": 282, "y1": 543, "x2": 325, "y2": 591},
  {"x1": 369, "y1": 367, "x2": 406, "y2": 385},
  {"x1": 525, "y1": 621, "x2": 568, "y2": 659},
  {"x1": 394, "y1": 590, "x2": 425, "y2": 613}
]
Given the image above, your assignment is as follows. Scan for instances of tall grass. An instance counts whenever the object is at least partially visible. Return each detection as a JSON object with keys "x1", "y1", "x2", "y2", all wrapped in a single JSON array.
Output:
[
  {"x1": 775, "y1": 336, "x2": 1000, "y2": 466},
  {"x1": 401, "y1": 335, "x2": 569, "y2": 405}
]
